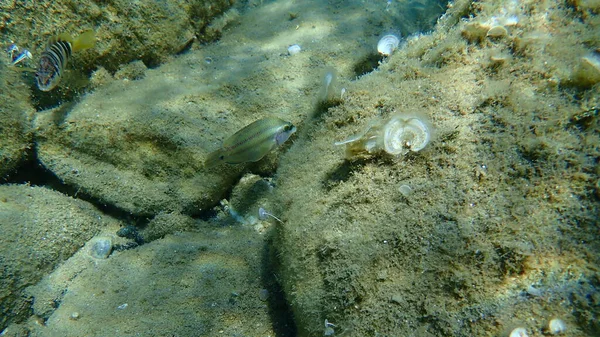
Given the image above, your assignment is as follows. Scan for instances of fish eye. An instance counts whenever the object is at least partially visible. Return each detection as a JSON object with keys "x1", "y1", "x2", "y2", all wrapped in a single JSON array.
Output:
[{"x1": 283, "y1": 125, "x2": 291, "y2": 131}]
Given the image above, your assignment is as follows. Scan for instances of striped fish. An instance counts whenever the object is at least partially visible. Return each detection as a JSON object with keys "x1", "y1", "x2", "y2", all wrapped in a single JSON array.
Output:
[
  {"x1": 205, "y1": 117, "x2": 297, "y2": 168},
  {"x1": 35, "y1": 30, "x2": 95, "y2": 91}
]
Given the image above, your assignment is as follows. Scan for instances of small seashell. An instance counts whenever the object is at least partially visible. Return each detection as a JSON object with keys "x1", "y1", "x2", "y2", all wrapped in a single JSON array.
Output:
[
  {"x1": 508, "y1": 327, "x2": 529, "y2": 337},
  {"x1": 544, "y1": 318, "x2": 567, "y2": 335},
  {"x1": 383, "y1": 114, "x2": 431, "y2": 155},
  {"x1": 377, "y1": 34, "x2": 400, "y2": 56},
  {"x1": 399, "y1": 184, "x2": 412, "y2": 197},
  {"x1": 487, "y1": 25, "x2": 508, "y2": 38},
  {"x1": 89, "y1": 236, "x2": 113, "y2": 259},
  {"x1": 287, "y1": 44, "x2": 301, "y2": 55},
  {"x1": 462, "y1": 22, "x2": 491, "y2": 42},
  {"x1": 572, "y1": 52, "x2": 600, "y2": 88},
  {"x1": 335, "y1": 113, "x2": 432, "y2": 159}
]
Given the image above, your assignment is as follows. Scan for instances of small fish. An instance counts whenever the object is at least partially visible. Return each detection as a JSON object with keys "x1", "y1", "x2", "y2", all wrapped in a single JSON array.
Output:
[
  {"x1": 205, "y1": 117, "x2": 297, "y2": 168},
  {"x1": 35, "y1": 29, "x2": 96, "y2": 91}
]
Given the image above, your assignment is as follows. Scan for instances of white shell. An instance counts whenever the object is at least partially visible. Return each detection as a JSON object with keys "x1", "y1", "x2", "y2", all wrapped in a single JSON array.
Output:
[
  {"x1": 399, "y1": 184, "x2": 412, "y2": 196},
  {"x1": 89, "y1": 236, "x2": 113, "y2": 259},
  {"x1": 545, "y1": 318, "x2": 567, "y2": 335},
  {"x1": 508, "y1": 327, "x2": 529, "y2": 337},
  {"x1": 383, "y1": 115, "x2": 430, "y2": 155},
  {"x1": 487, "y1": 25, "x2": 508, "y2": 38},
  {"x1": 287, "y1": 44, "x2": 302, "y2": 55},
  {"x1": 377, "y1": 34, "x2": 400, "y2": 56}
]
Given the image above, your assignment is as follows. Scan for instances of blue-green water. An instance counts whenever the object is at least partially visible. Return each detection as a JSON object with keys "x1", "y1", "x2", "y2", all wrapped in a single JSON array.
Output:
[{"x1": 0, "y1": 0, "x2": 598, "y2": 336}]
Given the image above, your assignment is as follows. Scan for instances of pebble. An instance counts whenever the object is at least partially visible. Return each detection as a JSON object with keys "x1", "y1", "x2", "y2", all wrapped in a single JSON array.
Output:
[
  {"x1": 287, "y1": 44, "x2": 301, "y2": 55},
  {"x1": 399, "y1": 184, "x2": 412, "y2": 197},
  {"x1": 89, "y1": 236, "x2": 113, "y2": 259},
  {"x1": 258, "y1": 288, "x2": 269, "y2": 301},
  {"x1": 544, "y1": 318, "x2": 566, "y2": 335}
]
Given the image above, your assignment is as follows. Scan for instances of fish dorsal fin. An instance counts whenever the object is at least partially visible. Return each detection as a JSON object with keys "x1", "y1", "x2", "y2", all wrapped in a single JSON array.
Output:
[
  {"x1": 71, "y1": 30, "x2": 95, "y2": 52},
  {"x1": 46, "y1": 32, "x2": 72, "y2": 48},
  {"x1": 46, "y1": 30, "x2": 95, "y2": 52}
]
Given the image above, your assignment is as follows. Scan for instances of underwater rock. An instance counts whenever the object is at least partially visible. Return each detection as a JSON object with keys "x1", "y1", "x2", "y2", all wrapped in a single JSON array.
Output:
[
  {"x1": 271, "y1": 0, "x2": 599, "y2": 336},
  {"x1": 0, "y1": 62, "x2": 34, "y2": 178},
  {"x1": 34, "y1": 63, "x2": 245, "y2": 216},
  {"x1": 141, "y1": 212, "x2": 194, "y2": 242},
  {"x1": 114, "y1": 60, "x2": 148, "y2": 81},
  {"x1": 0, "y1": 184, "x2": 120, "y2": 331},
  {"x1": 0, "y1": 0, "x2": 234, "y2": 77},
  {"x1": 22, "y1": 230, "x2": 277, "y2": 336}
]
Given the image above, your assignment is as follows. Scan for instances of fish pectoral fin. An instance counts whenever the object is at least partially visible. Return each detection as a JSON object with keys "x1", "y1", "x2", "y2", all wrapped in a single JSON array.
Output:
[
  {"x1": 72, "y1": 30, "x2": 96, "y2": 52},
  {"x1": 204, "y1": 149, "x2": 224, "y2": 169}
]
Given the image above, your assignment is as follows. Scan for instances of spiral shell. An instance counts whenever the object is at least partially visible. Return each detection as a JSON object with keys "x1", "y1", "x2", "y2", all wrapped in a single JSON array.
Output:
[
  {"x1": 383, "y1": 115, "x2": 430, "y2": 155},
  {"x1": 377, "y1": 34, "x2": 400, "y2": 56}
]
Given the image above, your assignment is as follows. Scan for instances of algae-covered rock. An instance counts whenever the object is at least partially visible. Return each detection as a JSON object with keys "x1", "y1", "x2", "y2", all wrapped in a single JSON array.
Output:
[
  {"x1": 0, "y1": 62, "x2": 34, "y2": 177},
  {"x1": 272, "y1": 0, "x2": 600, "y2": 336},
  {"x1": 0, "y1": 184, "x2": 121, "y2": 330},
  {"x1": 33, "y1": 61, "x2": 248, "y2": 216},
  {"x1": 0, "y1": 0, "x2": 234, "y2": 111},
  {"x1": 21, "y1": 226, "x2": 281, "y2": 337},
  {"x1": 0, "y1": 0, "x2": 234, "y2": 73},
  {"x1": 141, "y1": 211, "x2": 196, "y2": 242}
]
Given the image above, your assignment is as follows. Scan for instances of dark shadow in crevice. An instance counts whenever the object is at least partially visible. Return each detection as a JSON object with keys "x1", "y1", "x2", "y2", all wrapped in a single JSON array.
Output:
[
  {"x1": 3, "y1": 153, "x2": 148, "y2": 227},
  {"x1": 322, "y1": 158, "x2": 370, "y2": 191},
  {"x1": 352, "y1": 52, "x2": 383, "y2": 78},
  {"x1": 261, "y1": 233, "x2": 297, "y2": 337}
]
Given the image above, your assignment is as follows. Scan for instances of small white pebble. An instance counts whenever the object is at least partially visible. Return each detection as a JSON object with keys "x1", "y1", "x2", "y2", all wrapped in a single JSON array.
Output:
[
  {"x1": 526, "y1": 284, "x2": 543, "y2": 297},
  {"x1": 117, "y1": 303, "x2": 128, "y2": 310},
  {"x1": 509, "y1": 327, "x2": 528, "y2": 337},
  {"x1": 287, "y1": 44, "x2": 301, "y2": 55},
  {"x1": 399, "y1": 184, "x2": 412, "y2": 197},
  {"x1": 69, "y1": 312, "x2": 80, "y2": 320},
  {"x1": 545, "y1": 318, "x2": 567, "y2": 335}
]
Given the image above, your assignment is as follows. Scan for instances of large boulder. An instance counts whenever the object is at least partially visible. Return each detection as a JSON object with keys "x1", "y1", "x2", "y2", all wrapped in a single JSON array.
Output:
[
  {"x1": 0, "y1": 0, "x2": 234, "y2": 73},
  {"x1": 272, "y1": 0, "x2": 600, "y2": 336},
  {"x1": 0, "y1": 62, "x2": 34, "y2": 178},
  {"x1": 0, "y1": 184, "x2": 121, "y2": 331},
  {"x1": 18, "y1": 222, "x2": 283, "y2": 337}
]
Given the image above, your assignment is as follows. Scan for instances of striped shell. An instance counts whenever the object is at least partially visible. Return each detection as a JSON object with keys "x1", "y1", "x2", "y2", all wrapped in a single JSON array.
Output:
[
  {"x1": 377, "y1": 34, "x2": 400, "y2": 56},
  {"x1": 383, "y1": 115, "x2": 430, "y2": 155}
]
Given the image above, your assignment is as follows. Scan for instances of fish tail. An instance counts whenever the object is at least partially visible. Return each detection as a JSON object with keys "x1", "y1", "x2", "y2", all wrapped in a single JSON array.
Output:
[
  {"x1": 71, "y1": 30, "x2": 96, "y2": 52},
  {"x1": 204, "y1": 149, "x2": 224, "y2": 169}
]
